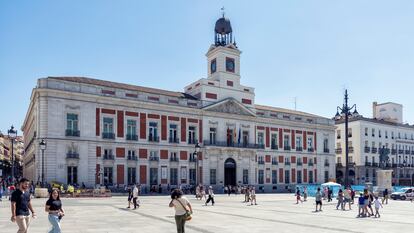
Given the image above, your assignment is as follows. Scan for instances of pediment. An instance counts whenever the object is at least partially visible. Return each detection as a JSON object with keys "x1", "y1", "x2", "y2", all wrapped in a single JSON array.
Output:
[{"x1": 203, "y1": 98, "x2": 256, "y2": 117}]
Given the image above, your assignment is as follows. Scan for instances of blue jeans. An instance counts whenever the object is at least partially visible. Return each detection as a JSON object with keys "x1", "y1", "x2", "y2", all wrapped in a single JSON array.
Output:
[{"x1": 48, "y1": 214, "x2": 61, "y2": 233}]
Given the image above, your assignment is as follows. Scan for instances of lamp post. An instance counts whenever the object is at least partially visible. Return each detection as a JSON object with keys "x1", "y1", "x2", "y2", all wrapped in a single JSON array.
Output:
[
  {"x1": 335, "y1": 90, "x2": 358, "y2": 187},
  {"x1": 193, "y1": 143, "x2": 201, "y2": 186},
  {"x1": 7, "y1": 125, "x2": 17, "y2": 180},
  {"x1": 39, "y1": 139, "x2": 47, "y2": 186}
]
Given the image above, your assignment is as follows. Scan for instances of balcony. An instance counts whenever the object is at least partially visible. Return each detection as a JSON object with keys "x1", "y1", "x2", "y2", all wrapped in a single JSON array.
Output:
[
  {"x1": 66, "y1": 152, "x2": 79, "y2": 159},
  {"x1": 188, "y1": 139, "x2": 197, "y2": 145},
  {"x1": 398, "y1": 149, "x2": 404, "y2": 154},
  {"x1": 149, "y1": 157, "x2": 159, "y2": 161},
  {"x1": 126, "y1": 134, "x2": 138, "y2": 141},
  {"x1": 323, "y1": 148, "x2": 329, "y2": 153},
  {"x1": 169, "y1": 137, "x2": 179, "y2": 143},
  {"x1": 102, "y1": 132, "x2": 115, "y2": 139},
  {"x1": 335, "y1": 148, "x2": 342, "y2": 154},
  {"x1": 203, "y1": 140, "x2": 262, "y2": 149},
  {"x1": 372, "y1": 162, "x2": 379, "y2": 167},
  {"x1": 371, "y1": 147, "x2": 377, "y2": 154},
  {"x1": 365, "y1": 162, "x2": 372, "y2": 166},
  {"x1": 65, "y1": 129, "x2": 80, "y2": 137},
  {"x1": 271, "y1": 161, "x2": 278, "y2": 165},
  {"x1": 391, "y1": 149, "x2": 397, "y2": 155},
  {"x1": 364, "y1": 147, "x2": 370, "y2": 153},
  {"x1": 308, "y1": 162, "x2": 314, "y2": 166},
  {"x1": 189, "y1": 157, "x2": 197, "y2": 162},
  {"x1": 285, "y1": 161, "x2": 291, "y2": 166},
  {"x1": 324, "y1": 162, "x2": 330, "y2": 167},
  {"x1": 271, "y1": 144, "x2": 278, "y2": 150},
  {"x1": 296, "y1": 147, "x2": 303, "y2": 152},
  {"x1": 297, "y1": 161, "x2": 303, "y2": 166},
  {"x1": 411, "y1": 151, "x2": 414, "y2": 155},
  {"x1": 405, "y1": 150, "x2": 410, "y2": 154},
  {"x1": 103, "y1": 154, "x2": 114, "y2": 160},
  {"x1": 284, "y1": 146, "x2": 291, "y2": 151},
  {"x1": 336, "y1": 163, "x2": 343, "y2": 167},
  {"x1": 170, "y1": 157, "x2": 179, "y2": 162},
  {"x1": 348, "y1": 147, "x2": 354, "y2": 153},
  {"x1": 127, "y1": 155, "x2": 138, "y2": 161},
  {"x1": 308, "y1": 148, "x2": 314, "y2": 152},
  {"x1": 258, "y1": 161, "x2": 265, "y2": 165},
  {"x1": 148, "y1": 135, "x2": 159, "y2": 142}
]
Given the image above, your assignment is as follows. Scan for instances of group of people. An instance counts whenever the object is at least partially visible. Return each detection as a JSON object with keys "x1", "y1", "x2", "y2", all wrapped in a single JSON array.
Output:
[{"x1": 9, "y1": 177, "x2": 65, "y2": 233}]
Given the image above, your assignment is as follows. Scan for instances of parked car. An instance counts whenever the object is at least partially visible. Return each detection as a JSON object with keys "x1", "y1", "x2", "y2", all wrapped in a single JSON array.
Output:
[{"x1": 391, "y1": 187, "x2": 414, "y2": 200}]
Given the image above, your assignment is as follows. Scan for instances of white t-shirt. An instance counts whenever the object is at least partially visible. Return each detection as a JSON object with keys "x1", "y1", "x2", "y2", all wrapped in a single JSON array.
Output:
[
  {"x1": 374, "y1": 199, "x2": 381, "y2": 209},
  {"x1": 172, "y1": 196, "x2": 190, "y2": 216}
]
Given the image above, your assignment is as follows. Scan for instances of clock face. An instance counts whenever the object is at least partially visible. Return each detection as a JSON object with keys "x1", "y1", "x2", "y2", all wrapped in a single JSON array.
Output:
[
  {"x1": 210, "y1": 59, "x2": 217, "y2": 73},
  {"x1": 226, "y1": 57, "x2": 235, "y2": 72}
]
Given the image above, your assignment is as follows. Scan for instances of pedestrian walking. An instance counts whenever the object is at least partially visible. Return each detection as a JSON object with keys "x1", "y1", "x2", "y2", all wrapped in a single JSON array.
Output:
[
  {"x1": 367, "y1": 191, "x2": 374, "y2": 216},
  {"x1": 327, "y1": 188, "x2": 333, "y2": 202},
  {"x1": 344, "y1": 187, "x2": 352, "y2": 210},
  {"x1": 10, "y1": 178, "x2": 36, "y2": 233},
  {"x1": 132, "y1": 184, "x2": 139, "y2": 209},
  {"x1": 303, "y1": 186, "x2": 308, "y2": 202},
  {"x1": 169, "y1": 189, "x2": 193, "y2": 233},
  {"x1": 244, "y1": 187, "x2": 250, "y2": 202},
  {"x1": 336, "y1": 189, "x2": 345, "y2": 210},
  {"x1": 373, "y1": 196, "x2": 383, "y2": 218},
  {"x1": 127, "y1": 186, "x2": 133, "y2": 208},
  {"x1": 358, "y1": 193, "x2": 365, "y2": 217},
  {"x1": 315, "y1": 187, "x2": 322, "y2": 212},
  {"x1": 382, "y1": 189, "x2": 389, "y2": 205},
  {"x1": 45, "y1": 189, "x2": 65, "y2": 233},
  {"x1": 205, "y1": 186, "x2": 215, "y2": 206},
  {"x1": 296, "y1": 187, "x2": 302, "y2": 204},
  {"x1": 250, "y1": 187, "x2": 257, "y2": 205}
]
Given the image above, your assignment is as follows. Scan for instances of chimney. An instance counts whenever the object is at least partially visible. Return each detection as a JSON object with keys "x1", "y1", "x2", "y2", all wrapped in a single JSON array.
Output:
[{"x1": 372, "y1": 102, "x2": 377, "y2": 119}]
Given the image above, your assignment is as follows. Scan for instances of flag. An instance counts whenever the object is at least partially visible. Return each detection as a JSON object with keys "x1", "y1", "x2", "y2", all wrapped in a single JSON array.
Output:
[
  {"x1": 238, "y1": 127, "x2": 241, "y2": 145},
  {"x1": 233, "y1": 128, "x2": 237, "y2": 144}
]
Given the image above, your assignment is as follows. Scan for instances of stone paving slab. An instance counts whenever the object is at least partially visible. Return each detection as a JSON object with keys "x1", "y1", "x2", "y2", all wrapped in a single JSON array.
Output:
[{"x1": 0, "y1": 194, "x2": 412, "y2": 233}]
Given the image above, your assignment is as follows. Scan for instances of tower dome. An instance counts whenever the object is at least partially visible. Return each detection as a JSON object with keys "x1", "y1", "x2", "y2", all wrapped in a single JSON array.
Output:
[{"x1": 214, "y1": 15, "x2": 234, "y2": 46}]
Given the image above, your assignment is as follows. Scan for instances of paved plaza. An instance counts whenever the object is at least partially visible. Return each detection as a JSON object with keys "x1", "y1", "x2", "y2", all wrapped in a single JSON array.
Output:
[{"x1": 0, "y1": 194, "x2": 412, "y2": 233}]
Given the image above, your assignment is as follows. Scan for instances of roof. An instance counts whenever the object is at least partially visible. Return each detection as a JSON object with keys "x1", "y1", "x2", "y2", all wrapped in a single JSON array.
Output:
[
  {"x1": 254, "y1": 104, "x2": 321, "y2": 118},
  {"x1": 47, "y1": 76, "x2": 197, "y2": 100},
  {"x1": 335, "y1": 116, "x2": 414, "y2": 129}
]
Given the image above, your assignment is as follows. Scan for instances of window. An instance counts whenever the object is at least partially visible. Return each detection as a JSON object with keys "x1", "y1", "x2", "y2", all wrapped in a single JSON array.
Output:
[
  {"x1": 209, "y1": 128, "x2": 216, "y2": 145},
  {"x1": 272, "y1": 170, "x2": 277, "y2": 184},
  {"x1": 364, "y1": 128, "x2": 368, "y2": 136},
  {"x1": 308, "y1": 171, "x2": 314, "y2": 183},
  {"x1": 188, "y1": 126, "x2": 196, "y2": 144},
  {"x1": 385, "y1": 131, "x2": 388, "y2": 138},
  {"x1": 391, "y1": 131, "x2": 394, "y2": 139},
  {"x1": 104, "y1": 167, "x2": 113, "y2": 185},
  {"x1": 127, "y1": 150, "x2": 136, "y2": 160},
  {"x1": 372, "y1": 129, "x2": 375, "y2": 137},
  {"x1": 149, "y1": 122, "x2": 158, "y2": 141},
  {"x1": 103, "y1": 118, "x2": 114, "y2": 139},
  {"x1": 126, "y1": 120, "x2": 137, "y2": 140},
  {"x1": 398, "y1": 132, "x2": 401, "y2": 139},
  {"x1": 189, "y1": 169, "x2": 196, "y2": 185},
  {"x1": 150, "y1": 168, "x2": 158, "y2": 185},
  {"x1": 210, "y1": 169, "x2": 217, "y2": 185},
  {"x1": 307, "y1": 136, "x2": 313, "y2": 149},
  {"x1": 378, "y1": 130, "x2": 382, "y2": 138},
  {"x1": 348, "y1": 128, "x2": 352, "y2": 137},
  {"x1": 296, "y1": 136, "x2": 302, "y2": 149},
  {"x1": 169, "y1": 124, "x2": 178, "y2": 143},
  {"x1": 66, "y1": 113, "x2": 79, "y2": 136},
  {"x1": 324, "y1": 171, "x2": 329, "y2": 183},
  {"x1": 258, "y1": 170, "x2": 264, "y2": 184},
  {"x1": 323, "y1": 138, "x2": 329, "y2": 152},
  {"x1": 170, "y1": 168, "x2": 178, "y2": 185},
  {"x1": 337, "y1": 130, "x2": 341, "y2": 139},
  {"x1": 243, "y1": 169, "x2": 249, "y2": 184},
  {"x1": 150, "y1": 151, "x2": 158, "y2": 160},
  {"x1": 372, "y1": 141, "x2": 375, "y2": 148},
  {"x1": 170, "y1": 152, "x2": 178, "y2": 161},
  {"x1": 67, "y1": 166, "x2": 77, "y2": 184},
  {"x1": 271, "y1": 133, "x2": 278, "y2": 149},
  {"x1": 337, "y1": 157, "x2": 342, "y2": 164},
  {"x1": 127, "y1": 167, "x2": 136, "y2": 185},
  {"x1": 242, "y1": 131, "x2": 249, "y2": 146},
  {"x1": 284, "y1": 134, "x2": 290, "y2": 149},
  {"x1": 257, "y1": 132, "x2": 264, "y2": 146},
  {"x1": 297, "y1": 170, "x2": 302, "y2": 184},
  {"x1": 284, "y1": 170, "x2": 290, "y2": 184}
]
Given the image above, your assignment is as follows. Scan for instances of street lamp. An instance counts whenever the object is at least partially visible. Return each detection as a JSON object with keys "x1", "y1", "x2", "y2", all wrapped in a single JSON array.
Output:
[
  {"x1": 193, "y1": 143, "x2": 201, "y2": 186},
  {"x1": 39, "y1": 139, "x2": 47, "y2": 186},
  {"x1": 7, "y1": 125, "x2": 17, "y2": 180},
  {"x1": 335, "y1": 90, "x2": 358, "y2": 187}
]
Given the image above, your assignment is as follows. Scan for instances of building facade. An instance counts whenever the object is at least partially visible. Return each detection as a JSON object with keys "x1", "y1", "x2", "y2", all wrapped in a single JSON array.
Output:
[
  {"x1": 0, "y1": 134, "x2": 24, "y2": 179},
  {"x1": 335, "y1": 102, "x2": 414, "y2": 186},
  {"x1": 22, "y1": 16, "x2": 335, "y2": 191}
]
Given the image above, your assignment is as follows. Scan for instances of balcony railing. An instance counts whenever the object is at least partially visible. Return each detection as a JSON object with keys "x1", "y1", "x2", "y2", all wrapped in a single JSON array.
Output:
[
  {"x1": 188, "y1": 139, "x2": 198, "y2": 144},
  {"x1": 323, "y1": 148, "x2": 330, "y2": 153},
  {"x1": 66, "y1": 153, "x2": 79, "y2": 159},
  {"x1": 65, "y1": 129, "x2": 80, "y2": 137},
  {"x1": 258, "y1": 161, "x2": 265, "y2": 165},
  {"x1": 296, "y1": 161, "x2": 303, "y2": 166},
  {"x1": 271, "y1": 161, "x2": 278, "y2": 165},
  {"x1": 364, "y1": 147, "x2": 370, "y2": 153},
  {"x1": 169, "y1": 137, "x2": 179, "y2": 143},
  {"x1": 271, "y1": 144, "x2": 278, "y2": 150},
  {"x1": 348, "y1": 147, "x2": 354, "y2": 153},
  {"x1": 203, "y1": 140, "x2": 263, "y2": 149},
  {"x1": 148, "y1": 135, "x2": 160, "y2": 142},
  {"x1": 335, "y1": 148, "x2": 342, "y2": 154},
  {"x1": 285, "y1": 161, "x2": 291, "y2": 166},
  {"x1": 391, "y1": 149, "x2": 397, "y2": 155},
  {"x1": 324, "y1": 162, "x2": 330, "y2": 167},
  {"x1": 149, "y1": 157, "x2": 159, "y2": 161},
  {"x1": 411, "y1": 151, "x2": 414, "y2": 155},
  {"x1": 284, "y1": 146, "x2": 291, "y2": 151},
  {"x1": 126, "y1": 134, "x2": 138, "y2": 141},
  {"x1": 336, "y1": 163, "x2": 343, "y2": 167},
  {"x1": 189, "y1": 157, "x2": 197, "y2": 162},
  {"x1": 365, "y1": 162, "x2": 372, "y2": 166},
  {"x1": 103, "y1": 154, "x2": 114, "y2": 160},
  {"x1": 296, "y1": 147, "x2": 303, "y2": 152},
  {"x1": 308, "y1": 148, "x2": 314, "y2": 152},
  {"x1": 308, "y1": 162, "x2": 314, "y2": 166},
  {"x1": 170, "y1": 157, "x2": 179, "y2": 162},
  {"x1": 127, "y1": 155, "x2": 138, "y2": 161},
  {"x1": 102, "y1": 132, "x2": 115, "y2": 139},
  {"x1": 398, "y1": 149, "x2": 404, "y2": 154},
  {"x1": 405, "y1": 150, "x2": 410, "y2": 154},
  {"x1": 371, "y1": 147, "x2": 377, "y2": 154},
  {"x1": 372, "y1": 162, "x2": 378, "y2": 167}
]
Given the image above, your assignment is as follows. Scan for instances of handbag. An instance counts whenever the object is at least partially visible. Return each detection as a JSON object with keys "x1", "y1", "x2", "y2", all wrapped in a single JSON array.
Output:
[{"x1": 177, "y1": 199, "x2": 192, "y2": 221}]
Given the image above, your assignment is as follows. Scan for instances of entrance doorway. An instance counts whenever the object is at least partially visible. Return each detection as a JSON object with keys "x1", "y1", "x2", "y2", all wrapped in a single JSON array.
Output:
[{"x1": 224, "y1": 158, "x2": 236, "y2": 186}]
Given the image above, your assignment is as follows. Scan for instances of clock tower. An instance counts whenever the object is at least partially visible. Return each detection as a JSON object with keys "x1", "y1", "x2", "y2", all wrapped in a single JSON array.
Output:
[{"x1": 184, "y1": 14, "x2": 255, "y2": 108}]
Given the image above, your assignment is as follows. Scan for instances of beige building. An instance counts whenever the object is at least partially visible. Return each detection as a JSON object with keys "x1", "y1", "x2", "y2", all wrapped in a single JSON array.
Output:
[{"x1": 0, "y1": 134, "x2": 24, "y2": 178}]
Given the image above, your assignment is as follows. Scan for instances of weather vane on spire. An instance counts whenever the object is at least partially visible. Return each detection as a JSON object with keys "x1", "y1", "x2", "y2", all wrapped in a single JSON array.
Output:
[{"x1": 221, "y1": 6, "x2": 225, "y2": 17}]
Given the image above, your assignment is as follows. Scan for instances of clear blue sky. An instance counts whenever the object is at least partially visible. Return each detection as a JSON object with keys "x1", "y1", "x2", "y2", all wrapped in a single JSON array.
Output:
[{"x1": 1, "y1": 1, "x2": 414, "y2": 134}]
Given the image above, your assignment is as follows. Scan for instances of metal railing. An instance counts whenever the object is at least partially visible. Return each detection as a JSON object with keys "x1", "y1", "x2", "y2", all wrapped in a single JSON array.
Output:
[
  {"x1": 323, "y1": 148, "x2": 330, "y2": 153},
  {"x1": 127, "y1": 155, "x2": 138, "y2": 161},
  {"x1": 371, "y1": 147, "x2": 377, "y2": 154},
  {"x1": 296, "y1": 147, "x2": 303, "y2": 152},
  {"x1": 65, "y1": 129, "x2": 80, "y2": 137},
  {"x1": 284, "y1": 146, "x2": 291, "y2": 151},
  {"x1": 297, "y1": 161, "x2": 303, "y2": 166},
  {"x1": 170, "y1": 157, "x2": 179, "y2": 162},
  {"x1": 364, "y1": 147, "x2": 370, "y2": 153},
  {"x1": 335, "y1": 148, "x2": 342, "y2": 154},
  {"x1": 169, "y1": 137, "x2": 179, "y2": 143},
  {"x1": 258, "y1": 161, "x2": 265, "y2": 165},
  {"x1": 149, "y1": 157, "x2": 159, "y2": 161},
  {"x1": 103, "y1": 154, "x2": 114, "y2": 160},
  {"x1": 66, "y1": 153, "x2": 79, "y2": 159},
  {"x1": 126, "y1": 134, "x2": 138, "y2": 141},
  {"x1": 271, "y1": 161, "x2": 278, "y2": 165},
  {"x1": 102, "y1": 132, "x2": 115, "y2": 139},
  {"x1": 271, "y1": 144, "x2": 278, "y2": 150},
  {"x1": 308, "y1": 148, "x2": 314, "y2": 152},
  {"x1": 148, "y1": 135, "x2": 160, "y2": 142},
  {"x1": 203, "y1": 140, "x2": 263, "y2": 149}
]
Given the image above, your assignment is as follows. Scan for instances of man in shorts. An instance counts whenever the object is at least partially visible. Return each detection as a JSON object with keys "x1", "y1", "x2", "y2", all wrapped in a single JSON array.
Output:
[{"x1": 315, "y1": 187, "x2": 322, "y2": 212}]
